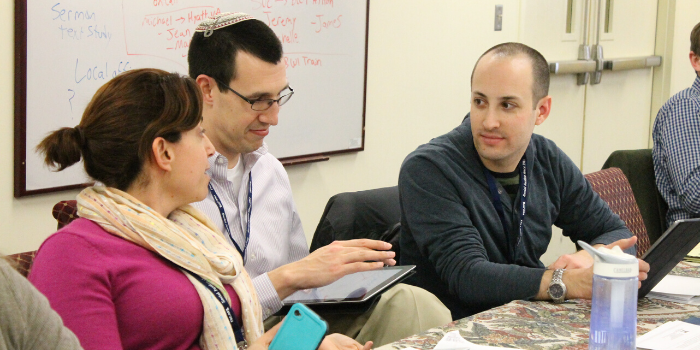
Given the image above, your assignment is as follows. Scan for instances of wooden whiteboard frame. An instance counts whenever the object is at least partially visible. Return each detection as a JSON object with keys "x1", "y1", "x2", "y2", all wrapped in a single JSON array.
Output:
[{"x1": 14, "y1": 0, "x2": 369, "y2": 197}]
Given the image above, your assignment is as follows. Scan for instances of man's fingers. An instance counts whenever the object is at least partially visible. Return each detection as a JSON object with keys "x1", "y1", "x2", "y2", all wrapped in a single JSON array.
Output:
[
  {"x1": 637, "y1": 259, "x2": 650, "y2": 281},
  {"x1": 548, "y1": 256, "x2": 571, "y2": 270},
  {"x1": 340, "y1": 261, "x2": 385, "y2": 276},
  {"x1": 548, "y1": 260, "x2": 564, "y2": 270},
  {"x1": 340, "y1": 250, "x2": 395, "y2": 264},
  {"x1": 638, "y1": 259, "x2": 650, "y2": 273},
  {"x1": 362, "y1": 341, "x2": 373, "y2": 350},
  {"x1": 381, "y1": 258, "x2": 397, "y2": 266},
  {"x1": 607, "y1": 236, "x2": 638, "y2": 250},
  {"x1": 331, "y1": 239, "x2": 392, "y2": 251}
]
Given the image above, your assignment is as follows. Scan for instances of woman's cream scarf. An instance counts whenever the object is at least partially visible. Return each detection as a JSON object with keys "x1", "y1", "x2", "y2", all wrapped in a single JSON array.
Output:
[{"x1": 77, "y1": 186, "x2": 264, "y2": 349}]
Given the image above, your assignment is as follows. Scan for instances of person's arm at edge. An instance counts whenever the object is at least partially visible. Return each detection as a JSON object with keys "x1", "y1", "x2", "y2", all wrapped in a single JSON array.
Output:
[{"x1": 1, "y1": 259, "x2": 83, "y2": 350}]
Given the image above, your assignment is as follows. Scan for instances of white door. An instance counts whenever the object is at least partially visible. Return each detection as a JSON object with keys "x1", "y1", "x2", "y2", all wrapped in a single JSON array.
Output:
[
  {"x1": 580, "y1": 0, "x2": 658, "y2": 173},
  {"x1": 518, "y1": 0, "x2": 660, "y2": 262}
]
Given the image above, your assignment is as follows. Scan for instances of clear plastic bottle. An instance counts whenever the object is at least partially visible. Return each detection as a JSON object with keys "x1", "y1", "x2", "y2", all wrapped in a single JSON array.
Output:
[
  {"x1": 579, "y1": 241, "x2": 639, "y2": 350},
  {"x1": 588, "y1": 274, "x2": 638, "y2": 350}
]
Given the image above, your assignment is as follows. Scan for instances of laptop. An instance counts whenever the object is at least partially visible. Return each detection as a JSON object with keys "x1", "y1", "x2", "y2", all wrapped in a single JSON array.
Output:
[{"x1": 638, "y1": 218, "x2": 700, "y2": 298}]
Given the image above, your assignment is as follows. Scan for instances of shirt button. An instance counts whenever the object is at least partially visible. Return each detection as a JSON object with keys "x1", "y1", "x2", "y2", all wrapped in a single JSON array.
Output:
[
  {"x1": 498, "y1": 189, "x2": 502, "y2": 194},
  {"x1": 216, "y1": 158, "x2": 225, "y2": 165}
]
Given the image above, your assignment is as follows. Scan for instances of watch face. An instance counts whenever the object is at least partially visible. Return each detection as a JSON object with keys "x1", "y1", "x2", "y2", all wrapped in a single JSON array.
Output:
[{"x1": 549, "y1": 284, "x2": 565, "y2": 299}]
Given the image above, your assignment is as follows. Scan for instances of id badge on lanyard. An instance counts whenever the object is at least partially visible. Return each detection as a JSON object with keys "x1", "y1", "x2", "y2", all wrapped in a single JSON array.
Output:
[
  {"x1": 483, "y1": 158, "x2": 528, "y2": 263},
  {"x1": 188, "y1": 272, "x2": 246, "y2": 347},
  {"x1": 208, "y1": 172, "x2": 252, "y2": 263}
]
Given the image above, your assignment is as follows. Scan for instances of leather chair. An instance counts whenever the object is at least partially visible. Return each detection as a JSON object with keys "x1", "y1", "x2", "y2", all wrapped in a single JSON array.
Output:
[
  {"x1": 310, "y1": 186, "x2": 402, "y2": 261},
  {"x1": 602, "y1": 149, "x2": 668, "y2": 245},
  {"x1": 584, "y1": 167, "x2": 652, "y2": 257}
]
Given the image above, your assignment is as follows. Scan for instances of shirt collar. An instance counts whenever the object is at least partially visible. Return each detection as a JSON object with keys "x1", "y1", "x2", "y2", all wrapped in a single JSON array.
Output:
[
  {"x1": 207, "y1": 143, "x2": 269, "y2": 181},
  {"x1": 692, "y1": 74, "x2": 700, "y2": 94}
]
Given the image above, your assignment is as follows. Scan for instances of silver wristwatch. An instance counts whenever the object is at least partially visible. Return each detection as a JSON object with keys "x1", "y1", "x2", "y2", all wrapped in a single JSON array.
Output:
[{"x1": 547, "y1": 268, "x2": 566, "y2": 303}]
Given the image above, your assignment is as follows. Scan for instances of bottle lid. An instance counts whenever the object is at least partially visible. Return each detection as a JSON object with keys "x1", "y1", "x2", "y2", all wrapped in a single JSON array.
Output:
[{"x1": 578, "y1": 241, "x2": 639, "y2": 278}]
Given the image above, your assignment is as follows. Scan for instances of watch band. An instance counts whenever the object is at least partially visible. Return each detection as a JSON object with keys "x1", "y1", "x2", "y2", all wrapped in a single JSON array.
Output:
[
  {"x1": 552, "y1": 268, "x2": 564, "y2": 281},
  {"x1": 548, "y1": 268, "x2": 566, "y2": 303}
]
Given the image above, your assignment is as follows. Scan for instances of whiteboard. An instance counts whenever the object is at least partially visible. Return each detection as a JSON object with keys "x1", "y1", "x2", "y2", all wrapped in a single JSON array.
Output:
[{"x1": 15, "y1": 0, "x2": 368, "y2": 196}]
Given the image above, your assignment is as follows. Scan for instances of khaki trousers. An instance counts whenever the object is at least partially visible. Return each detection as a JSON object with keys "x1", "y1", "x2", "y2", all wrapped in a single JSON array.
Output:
[{"x1": 265, "y1": 283, "x2": 451, "y2": 347}]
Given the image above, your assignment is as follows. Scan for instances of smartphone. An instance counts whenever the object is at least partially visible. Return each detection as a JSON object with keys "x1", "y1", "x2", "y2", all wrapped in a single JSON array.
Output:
[{"x1": 269, "y1": 303, "x2": 328, "y2": 350}]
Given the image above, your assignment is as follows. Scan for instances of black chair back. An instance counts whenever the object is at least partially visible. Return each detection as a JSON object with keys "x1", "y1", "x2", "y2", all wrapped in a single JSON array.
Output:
[
  {"x1": 602, "y1": 149, "x2": 668, "y2": 245},
  {"x1": 310, "y1": 186, "x2": 402, "y2": 260}
]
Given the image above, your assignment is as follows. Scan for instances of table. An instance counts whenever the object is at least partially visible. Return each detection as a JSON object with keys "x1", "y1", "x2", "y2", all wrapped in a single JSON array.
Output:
[{"x1": 378, "y1": 262, "x2": 700, "y2": 350}]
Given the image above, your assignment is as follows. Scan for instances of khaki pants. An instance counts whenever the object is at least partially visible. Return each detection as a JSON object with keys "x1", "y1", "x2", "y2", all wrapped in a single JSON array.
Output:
[{"x1": 265, "y1": 283, "x2": 451, "y2": 347}]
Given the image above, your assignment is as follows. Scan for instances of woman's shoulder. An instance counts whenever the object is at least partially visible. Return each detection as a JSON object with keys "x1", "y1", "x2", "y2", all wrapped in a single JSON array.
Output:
[
  {"x1": 45, "y1": 218, "x2": 135, "y2": 251},
  {"x1": 32, "y1": 218, "x2": 153, "y2": 277}
]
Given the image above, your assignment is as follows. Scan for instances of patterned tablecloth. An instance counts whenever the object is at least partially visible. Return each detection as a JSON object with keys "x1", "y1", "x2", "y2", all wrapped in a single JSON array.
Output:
[{"x1": 378, "y1": 262, "x2": 700, "y2": 350}]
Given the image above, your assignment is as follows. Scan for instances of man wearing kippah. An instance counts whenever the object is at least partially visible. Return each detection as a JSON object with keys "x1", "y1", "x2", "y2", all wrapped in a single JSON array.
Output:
[{"x1": 188, "y1": 12, "x2": 451, "y2": 346}]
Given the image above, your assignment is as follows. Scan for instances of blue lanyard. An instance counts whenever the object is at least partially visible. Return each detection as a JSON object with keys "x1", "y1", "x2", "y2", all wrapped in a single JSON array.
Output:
[
  {"x1": 483, "y1": 158, "x2": 528, "y2": 263},
  {"x1": 208, "y1": 172, "x2": 252, "y2": 263},
  {"x1": 188, "y1": 272, "x2": 246, "y2": 347}
]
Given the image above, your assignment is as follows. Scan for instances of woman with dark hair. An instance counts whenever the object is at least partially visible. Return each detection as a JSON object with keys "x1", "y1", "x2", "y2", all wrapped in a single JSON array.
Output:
[{"x1": 29, "y1": 68, "x2": 370, "y2": 350}]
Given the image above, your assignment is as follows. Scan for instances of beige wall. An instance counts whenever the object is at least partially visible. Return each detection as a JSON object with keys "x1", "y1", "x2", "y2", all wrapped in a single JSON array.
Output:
[
  {"x1": 1, "y1": 0, "x2": 85, "y2": 254},
  {"x1": 2, "y1": 0, "x2": 694, "y2": 255},
  {"x1": 652, "y1": 0, "x2": 699, "y2": 138},
  {"x1": 669, "y1": 0, "x2": 700, "y2": 95}
]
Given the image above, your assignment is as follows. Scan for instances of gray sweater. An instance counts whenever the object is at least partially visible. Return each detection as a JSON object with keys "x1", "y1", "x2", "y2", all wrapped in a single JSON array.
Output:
[
  {"x1": 0, "y1": 258, "x2": 82, "y2": 350},
  {"x1": 399, "y1": 119, "x2": 633, "y2": 319}
]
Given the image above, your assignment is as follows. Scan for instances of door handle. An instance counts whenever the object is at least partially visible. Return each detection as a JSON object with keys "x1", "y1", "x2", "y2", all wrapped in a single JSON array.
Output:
[
  {"x1": 603, "y1": 56, "x2": 662, "y2": 71},
  {"x1": 549, "y1": 60, "x2": 597, "y2": 75}
]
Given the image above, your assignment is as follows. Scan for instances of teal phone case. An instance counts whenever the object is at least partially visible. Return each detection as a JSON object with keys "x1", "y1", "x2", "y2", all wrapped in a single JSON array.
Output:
[{"x1": 269, "y1": 303, "x2": 328, "y2": 350}]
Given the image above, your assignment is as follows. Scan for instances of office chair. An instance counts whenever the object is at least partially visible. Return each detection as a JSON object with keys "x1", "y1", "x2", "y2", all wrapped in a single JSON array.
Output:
[
  {"x1": 602, "y1": 149, "x2": 668, "y2": 245},
  {"x1": 310, "y1": 186, "x2": 402, "y2": 261},
  {"x1": 585, "y1": 167, "x2": 651, "y2": 257}
]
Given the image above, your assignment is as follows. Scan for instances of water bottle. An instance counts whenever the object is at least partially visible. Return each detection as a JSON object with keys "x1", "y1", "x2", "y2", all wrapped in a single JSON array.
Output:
[{"x1": 578, "y1": 241, "x2": 638, "y2": 350}]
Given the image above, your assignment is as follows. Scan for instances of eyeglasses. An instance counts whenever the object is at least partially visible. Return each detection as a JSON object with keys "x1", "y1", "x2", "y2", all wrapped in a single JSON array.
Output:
[{"x1": 215, "y1": 79, "x2": 294, "y2": 111}]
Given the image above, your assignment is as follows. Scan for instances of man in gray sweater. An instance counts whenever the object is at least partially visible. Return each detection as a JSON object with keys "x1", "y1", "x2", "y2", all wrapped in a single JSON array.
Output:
[{"x1": 399, "y1": 42, "x2": 650, "y2": 319}]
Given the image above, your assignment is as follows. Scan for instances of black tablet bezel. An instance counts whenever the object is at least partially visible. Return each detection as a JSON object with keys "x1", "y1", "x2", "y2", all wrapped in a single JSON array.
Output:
[
  {"x1": 282, "y1": 265, "x2": 416, "y2": 306},
  {"x1": 639, "y1": 218, "x2": 700, "y2": 298}
]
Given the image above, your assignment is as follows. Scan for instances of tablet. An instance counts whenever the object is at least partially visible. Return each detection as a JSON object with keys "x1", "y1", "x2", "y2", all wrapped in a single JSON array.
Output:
[
  {"x1": 639, "y1": 218, "x2": 700, "y2": 299},
  {"x1": 282, "y1": 265, "x2": 415, "y2": 305}
]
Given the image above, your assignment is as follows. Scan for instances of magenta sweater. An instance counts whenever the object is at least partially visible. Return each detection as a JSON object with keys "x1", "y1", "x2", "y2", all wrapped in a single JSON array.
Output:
[{"x1": 29, "y1": 218, "x2": 243, "y2": 350}]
